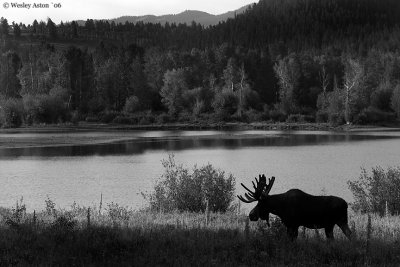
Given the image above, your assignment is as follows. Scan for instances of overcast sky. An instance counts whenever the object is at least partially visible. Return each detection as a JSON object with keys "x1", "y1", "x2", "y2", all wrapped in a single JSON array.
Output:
[{"x1": 2, "y1": 0, "x2": 256, "y2": 25}]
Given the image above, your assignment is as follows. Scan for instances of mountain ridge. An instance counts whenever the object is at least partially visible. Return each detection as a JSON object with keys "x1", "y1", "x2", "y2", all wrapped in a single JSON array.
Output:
[{"x1": 78, "y1": 4, "x2": 253, "y2": 27}]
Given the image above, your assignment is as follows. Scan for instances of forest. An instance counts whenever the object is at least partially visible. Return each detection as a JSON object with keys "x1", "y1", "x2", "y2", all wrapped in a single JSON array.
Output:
[{"x1": 1, "y1": 0, "x2": 400, "y2": 127}]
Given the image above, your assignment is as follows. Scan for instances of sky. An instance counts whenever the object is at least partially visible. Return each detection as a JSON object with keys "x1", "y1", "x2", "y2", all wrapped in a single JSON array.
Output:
[{"x1": 1, "y1": 0, "x2": 257, "y2": 25}]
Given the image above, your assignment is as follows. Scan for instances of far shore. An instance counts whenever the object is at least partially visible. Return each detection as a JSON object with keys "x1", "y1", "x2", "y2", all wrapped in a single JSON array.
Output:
[{"x1": 0, "y1": 122, "x2": 399, "y2": 149}]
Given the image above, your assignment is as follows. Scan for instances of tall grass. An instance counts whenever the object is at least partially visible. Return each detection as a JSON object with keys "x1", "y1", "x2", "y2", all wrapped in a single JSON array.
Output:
[{"x1": 0, "y1": 200, "x2": 399, "y2": 266}]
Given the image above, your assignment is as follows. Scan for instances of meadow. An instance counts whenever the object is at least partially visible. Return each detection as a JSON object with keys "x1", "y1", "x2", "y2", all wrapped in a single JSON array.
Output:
[{"x1": 0, "y1": 200, "x2": 399, "y2": 266}]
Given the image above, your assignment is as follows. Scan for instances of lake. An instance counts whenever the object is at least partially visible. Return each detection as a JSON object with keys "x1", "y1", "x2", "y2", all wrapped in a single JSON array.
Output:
[{"x1": 0, "y1": 129, "x2": 400, "y2": 212}]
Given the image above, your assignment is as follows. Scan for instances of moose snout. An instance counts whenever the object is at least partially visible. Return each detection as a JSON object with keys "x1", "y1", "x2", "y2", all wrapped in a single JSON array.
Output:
[{"x1": 249, "y1": 208, "x2": 259, "y2": 221}]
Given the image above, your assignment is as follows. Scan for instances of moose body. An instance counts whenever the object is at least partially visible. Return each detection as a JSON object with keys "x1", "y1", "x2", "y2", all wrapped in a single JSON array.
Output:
[{"x1": 238, "y1": 176, "x2": 352, "y2": 240}]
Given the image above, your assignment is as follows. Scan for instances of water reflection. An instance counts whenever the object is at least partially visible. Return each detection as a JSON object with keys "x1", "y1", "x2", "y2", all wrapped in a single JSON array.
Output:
[{"x1": 0, "y1": 133, "x2": 397, "y2": 158}]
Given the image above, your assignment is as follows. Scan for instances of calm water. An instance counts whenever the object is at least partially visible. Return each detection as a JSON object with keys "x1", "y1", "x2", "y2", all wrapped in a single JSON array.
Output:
[{"x1": 0, "y1": 129, "x2": 400, "y2": 211}]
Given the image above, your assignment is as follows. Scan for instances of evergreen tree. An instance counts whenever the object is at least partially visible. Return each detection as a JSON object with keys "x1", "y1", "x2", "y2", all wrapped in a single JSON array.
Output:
[{"x1": 1, "y1": 17, "x2": 9, "y2": 36}]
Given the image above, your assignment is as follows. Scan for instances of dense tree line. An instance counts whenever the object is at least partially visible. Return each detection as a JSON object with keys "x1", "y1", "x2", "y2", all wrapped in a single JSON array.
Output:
[{"x1": 1, "y1": 0, "x2": 400, "y2": 127}]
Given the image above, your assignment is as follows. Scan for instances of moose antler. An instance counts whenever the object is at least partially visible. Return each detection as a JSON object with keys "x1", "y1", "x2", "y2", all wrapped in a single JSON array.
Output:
[
  {"x1": 237, "y1": 174, "x2": 267, "y2": 203},
  {"x1": 263, "y1": 176, "x2": 275, "y2": 196}
]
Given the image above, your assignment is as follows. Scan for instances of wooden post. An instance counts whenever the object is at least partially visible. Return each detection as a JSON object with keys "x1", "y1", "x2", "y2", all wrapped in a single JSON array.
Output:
[
  {"x1": 33, "y1": 210, "x2": 36, "y2": 230},
  {"x1": 87, "y1": 207, "x2": 91, "y2": 228},
  {"x1": 366, "y1": 213, "x2": 372, "y2": 254},
  {"x1": 99, "y1": 193, "x2": 103, "y2": 215},
  {"x1": 244, "y1": 217, "x2": 250, "y2": 241},
  {"x1": 237, "y1": 199, "x2": 241, "y2": 226},
  {"x1": 205, "y1": 199, "x2": 210, "y2": 226}
]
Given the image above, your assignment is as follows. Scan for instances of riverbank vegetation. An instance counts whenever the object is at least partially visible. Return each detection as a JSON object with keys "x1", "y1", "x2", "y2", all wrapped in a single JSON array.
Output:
[
  {"x1": 1, "y1": 0, "x2": 400, "y2": 128},
  {"x1": 0, "y1": 200, "x2": 400, "y2": 265},
  {"x1": 1, "y1": 160, "x2": 400, "y2": 265}
]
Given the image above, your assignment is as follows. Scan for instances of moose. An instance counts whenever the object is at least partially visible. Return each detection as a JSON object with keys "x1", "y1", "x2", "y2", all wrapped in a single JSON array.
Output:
[{"x1": 238, "y1": 175, "x2": 352, "y2": 240}]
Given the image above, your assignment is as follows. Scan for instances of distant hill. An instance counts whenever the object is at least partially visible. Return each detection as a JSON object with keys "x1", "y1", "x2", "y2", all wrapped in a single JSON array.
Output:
[{"x1": 78, "y1": 4, "x2": 253, "y2": 27}]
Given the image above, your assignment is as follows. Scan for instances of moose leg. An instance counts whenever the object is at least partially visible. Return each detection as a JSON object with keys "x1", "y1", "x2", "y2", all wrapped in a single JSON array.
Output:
[
  {"x1": 324, "y1": 225, "x2": 334, "y2": 240},
  {"x1": 338, "y1": 223, "x2": 352, "y2": 240},
  {"x1": 287, "y1": 227, "x2": 298, "y2": 241}
]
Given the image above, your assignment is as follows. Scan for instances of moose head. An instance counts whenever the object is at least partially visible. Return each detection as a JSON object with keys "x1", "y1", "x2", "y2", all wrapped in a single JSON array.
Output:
[{"x1": 237, "y1": 174, "x2": 275, "y2": 225}]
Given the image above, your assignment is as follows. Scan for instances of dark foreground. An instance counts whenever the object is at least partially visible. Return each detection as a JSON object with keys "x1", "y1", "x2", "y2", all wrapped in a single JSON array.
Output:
[{"x1": 0, "y1": 207, "x2": 399, "y2": 266}]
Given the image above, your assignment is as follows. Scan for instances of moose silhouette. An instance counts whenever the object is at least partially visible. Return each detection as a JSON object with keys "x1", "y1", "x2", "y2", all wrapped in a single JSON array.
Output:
[{"x1": 238, "y1": 175, "x2": 352, "y2": 240}]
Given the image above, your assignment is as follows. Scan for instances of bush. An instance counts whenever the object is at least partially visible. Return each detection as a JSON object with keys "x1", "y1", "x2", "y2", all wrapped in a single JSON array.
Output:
[
  {"x1": 269, "y1": 109, "x2": 287, "y2": 122},
  {"x1": 328, "y1": 112, "x2": 345, "y2": 126},
  {"x1": 371, "y1": 87, "x2": 393, "y2": 111},
  {"x1": 391, "y1": 84, "x2": 400, "y2": 119},
  {"x1": 212, "y1": 89, "x2": 238, "y2": 117},
  {"x1": 23, "y1": 94, "x2": 69, "y2": 124},
  {"x1": 0, "y1": 98, "x2": 24, "y2": 128},
  {"x1": 123, "y1": 96, "x2": 140, "y2": 114},
  {"x1": 286, "y1": 114, "x2": 307, "y2": 123},
  {"x1": 156, "y1": 113, "x2": 171, "y2": 124},
  {"x1": 348, "y1": 166, "x2": 400, "y2": 216},
  {"x1": 107, "y1": 202, "x2": 130, "y2": 226},
  {"x1": 242, "y1": 109, "x2": 263, "y2": 122},
  {"x1": 354, "y1": 106, "x2": 396, "y2": 124},
  {"x1": 112, "y1": 115, "x2": 134, "y2": 124},
  {"x1": 87, "y1": 97, "x2": 106, "y2": 114},
  {"x1": 146, "y1": 154, "x2": 236, "y2": 213},
  {"x1": 316, "y1": 110, "x2": 329, "y2": 123},
  {"x1": 99, "y1": 111, "x2": 120, "y2": 123},
  {"x1": 70, "y1": 110, "x2": 82, "y2": 125}
]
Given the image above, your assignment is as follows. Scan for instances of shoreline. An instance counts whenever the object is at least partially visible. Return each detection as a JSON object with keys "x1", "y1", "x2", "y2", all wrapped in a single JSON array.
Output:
[
  {"x1": 1, "y1": 121, "x2": 399, "y2": 132},
  {"x1": 0, "y1": 122, "x2": 399, "y2": 149}
]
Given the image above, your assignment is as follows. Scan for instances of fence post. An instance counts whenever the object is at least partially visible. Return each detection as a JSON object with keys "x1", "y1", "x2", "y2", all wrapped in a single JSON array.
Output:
[
  {"x1": 244, "y1": 217, "x2": 250, "y2": 241},
  {"x1": 237, "y1": 199, "x2": 241, "y2": 226},
  {"x1": 33, "y1": 210, "x2": 36, "y2": 230},
  {"x1": 205, "y1": 198, "x2": 210, "y2": 226},
  {"x1": 99, "y1": 193, "x2": 103, "y2": 216},
  {"x1": 87, "y1": 207, "x2": 91, "y2": 228},
  {"x1": 366, "y1": 213, "x2": 372, "y2": 254}
]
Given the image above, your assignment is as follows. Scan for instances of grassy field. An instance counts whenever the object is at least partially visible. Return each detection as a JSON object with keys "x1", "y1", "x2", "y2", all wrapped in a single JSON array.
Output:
[{"x1": 0, "y1": 202, "x2": 399, "y2": 266}]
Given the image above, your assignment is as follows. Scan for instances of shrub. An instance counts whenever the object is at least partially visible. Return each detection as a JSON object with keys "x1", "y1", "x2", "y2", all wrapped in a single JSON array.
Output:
[
  {"x1": 371, "y1": 87, "x2": 393, "y2": 111},
  {"x1": 328, "y1": 112, "x2": 345, "y2": 126},
  {"x1": 269, "y1": 108, "x2": 287, "y2": 122},
  {"x1": 87, "y1": 97, "x2": 106, "y2": 114},
  {"x1": 107, "y1": 202, "x2": 130, "y2": 226},
  {"x1": 85, "y1": 116, "x2": 100, "y2": 123},
  {"x1": 99, "y1": 111, "x2": 119, "y2": 123},
  {"x1": 123, "y1": 95, "x2": 140, "y2": 114},
  {"x1": 354, "y1": 106, "x2": 396, "y2": 124},
  {"x1": 177, "y1": 111, "x2": 193, "y2": 123},
  {"x1": 348, "y1": 166, "x2": 400, "y2": 216},
  {"x1": 212, "y1": 89, "x2": 238, "y2": 117},
  {"x1": 5, "y1": 197, "x2": 26, "y2": 227},
  {"x1": 36, "y1": 95, "x2": 68, "y2": 123},
  {"x1": 316, "y1": 110, "x2": 328, "y2": 123},
  {"x1": 112, "y1": 115, "x2": 134, "y2": 124},
  {"x1": 70, "y1": 110, "x2": 82, "y2": 125},
  {"x1": 156, "y1": 113, "x2": 171, "y2": 124},
  {"x1": 146, "y1": 154, "x2": 236, "y2": 213},
  {"x1": 242, "y1": 109, "x2": 263, "y2": 122},
  {"x1": 391, "y1": 84, "x2": 400, "y2": 118},
  {"x1": 286, "y1": 114, "x2": 306, "y2": 123},
  {"x1": 0, "y1": 98, "x2": 24, "y2": 128},
  {"x1": 23, "y1": 94, "x2": 69, "y2": 124}
]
